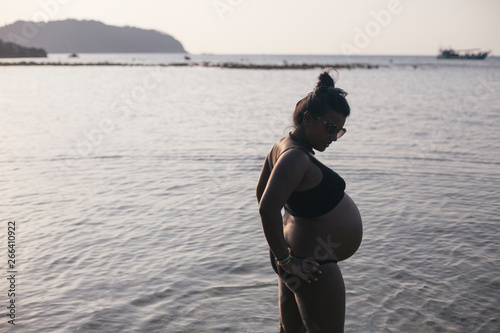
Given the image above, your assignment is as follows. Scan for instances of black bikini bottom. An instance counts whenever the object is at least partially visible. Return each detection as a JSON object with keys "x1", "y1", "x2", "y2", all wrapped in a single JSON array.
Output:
[{"x1": 269, "y1": 250, "x2": 338, "y2": 283}]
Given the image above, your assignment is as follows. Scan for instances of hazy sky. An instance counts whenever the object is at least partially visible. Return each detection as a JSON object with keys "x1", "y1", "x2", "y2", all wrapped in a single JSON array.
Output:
[{"x1": 2, "y1": 0, "x2": 499, "y2": 55}]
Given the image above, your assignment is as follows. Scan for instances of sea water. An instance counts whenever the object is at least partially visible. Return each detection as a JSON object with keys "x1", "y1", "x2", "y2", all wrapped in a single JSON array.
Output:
[{"x1": 1, "y1": 55, "x2": 499, "y2": 332}]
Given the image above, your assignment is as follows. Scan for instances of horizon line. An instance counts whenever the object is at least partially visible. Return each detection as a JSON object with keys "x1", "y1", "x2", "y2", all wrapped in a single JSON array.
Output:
[{"x1": 1, "y1": 19, "x2": 496, "y2": 57}]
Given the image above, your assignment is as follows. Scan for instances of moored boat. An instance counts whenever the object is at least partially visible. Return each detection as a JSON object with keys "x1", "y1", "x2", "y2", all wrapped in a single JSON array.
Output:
[{"x1": 437, "y1": 48, "x2": 491, "y2": 60}]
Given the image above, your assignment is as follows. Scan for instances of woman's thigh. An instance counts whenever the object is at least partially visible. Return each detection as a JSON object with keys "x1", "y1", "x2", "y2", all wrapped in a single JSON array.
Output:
[
  {"x1": 294, "y1": 263, "x2": 345, "y2": 333},
  {"x1": 279, "y1": 277, "x2": 306, "y2": 333}
]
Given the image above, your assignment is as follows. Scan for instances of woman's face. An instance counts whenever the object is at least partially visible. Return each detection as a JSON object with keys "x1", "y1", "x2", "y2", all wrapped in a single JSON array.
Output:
[{"x1": 305, "y1": 109, "x2": 346, "y2": 152}]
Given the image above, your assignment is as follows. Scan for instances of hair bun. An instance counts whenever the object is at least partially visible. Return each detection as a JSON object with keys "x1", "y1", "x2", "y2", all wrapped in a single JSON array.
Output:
[{"x1": 315, "y1": 70, "x2": 336, "y2": 90}]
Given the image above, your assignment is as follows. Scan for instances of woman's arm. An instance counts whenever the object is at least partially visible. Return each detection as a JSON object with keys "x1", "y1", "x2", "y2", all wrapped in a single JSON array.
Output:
[
  {"x1": 257, "y1": 149, "x2": 321, "y2": 282},
  {"x1": 258, "y1": 149, "x2": 307, "y2": 260},
  {"x1": 256, "y1": 155, "x2": 271, "y2": 204}
]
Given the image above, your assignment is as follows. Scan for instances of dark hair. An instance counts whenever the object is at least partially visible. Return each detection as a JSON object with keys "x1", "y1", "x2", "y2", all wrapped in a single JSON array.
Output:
[{"x1": 293, "y1": 70, "x2": 350, "y2": 126}]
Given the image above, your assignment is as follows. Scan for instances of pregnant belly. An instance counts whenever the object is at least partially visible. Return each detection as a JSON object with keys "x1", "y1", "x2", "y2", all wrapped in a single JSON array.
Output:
[{"x1": 283, "y1": 193, "x2": 363, "y2": 262}]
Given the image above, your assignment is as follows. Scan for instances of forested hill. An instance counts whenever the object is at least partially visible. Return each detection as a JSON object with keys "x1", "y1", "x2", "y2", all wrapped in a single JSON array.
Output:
[
  {"x1": 0, "y1": 39, "x2": 47, "y2": 58},
  {"x1": 0, "y1": 19, "x2": 187, "y2": 53}
]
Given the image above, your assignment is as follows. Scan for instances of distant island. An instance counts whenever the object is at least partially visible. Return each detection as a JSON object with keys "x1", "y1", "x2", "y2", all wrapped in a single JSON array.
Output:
[
  {"x1": 0, "y1": 19, "x2": 187, "y2": 54},
  {"x1": 0, "y1": 38, "x2": 47, "y2": 58}
]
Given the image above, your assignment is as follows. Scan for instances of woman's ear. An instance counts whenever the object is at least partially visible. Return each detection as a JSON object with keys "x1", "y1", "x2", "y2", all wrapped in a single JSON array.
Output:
[{"x1": 303, "y1": 111, "x2": 312, "y2": 126}]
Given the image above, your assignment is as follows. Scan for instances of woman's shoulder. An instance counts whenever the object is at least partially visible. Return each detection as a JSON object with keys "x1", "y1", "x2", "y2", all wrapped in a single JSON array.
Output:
[{"x1": 269, "y1": 137, "x2": 312, "y2": 169}]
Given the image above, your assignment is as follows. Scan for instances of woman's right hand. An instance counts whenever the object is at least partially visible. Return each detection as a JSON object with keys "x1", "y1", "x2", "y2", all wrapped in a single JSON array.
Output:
[{"x1": 280, "y1": 256, "x2": 322, "y2": 283}]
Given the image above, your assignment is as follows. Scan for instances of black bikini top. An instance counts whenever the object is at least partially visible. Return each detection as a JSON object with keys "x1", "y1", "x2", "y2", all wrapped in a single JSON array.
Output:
[{"x1": 268, "y1": 145, "x2": 346, "y2": 218}]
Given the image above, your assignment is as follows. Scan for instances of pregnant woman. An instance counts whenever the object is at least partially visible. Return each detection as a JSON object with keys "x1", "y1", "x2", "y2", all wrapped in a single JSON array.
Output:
[{"x1": 256, "y1": 71, "x2": 363, "y2": 332}]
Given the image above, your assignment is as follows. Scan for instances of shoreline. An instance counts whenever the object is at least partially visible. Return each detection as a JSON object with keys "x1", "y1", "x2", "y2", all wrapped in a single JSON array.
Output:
[{"x1": 0, "y1": 61, "x2": 382, "y2": 69}]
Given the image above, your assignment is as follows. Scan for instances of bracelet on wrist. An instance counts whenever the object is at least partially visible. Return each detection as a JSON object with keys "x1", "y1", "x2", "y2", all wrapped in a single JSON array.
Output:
[{"x1": 276, "y1": 253, "x2": 291, "y2": 266}]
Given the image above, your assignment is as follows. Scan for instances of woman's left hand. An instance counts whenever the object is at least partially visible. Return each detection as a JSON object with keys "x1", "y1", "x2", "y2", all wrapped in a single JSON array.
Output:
[{"x1": 280, "y1": 256, "x2": 322, "y2": 283}]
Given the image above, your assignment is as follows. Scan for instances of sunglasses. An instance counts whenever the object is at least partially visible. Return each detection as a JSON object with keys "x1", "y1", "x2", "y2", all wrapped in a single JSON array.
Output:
[{"x1": 311, "y1": 114, "x2": 346, "y2": 139}]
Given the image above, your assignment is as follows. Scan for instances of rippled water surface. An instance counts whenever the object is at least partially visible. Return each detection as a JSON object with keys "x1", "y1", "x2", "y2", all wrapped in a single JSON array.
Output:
[{"x1": 1, "y1": 55, "x2": 500, "y2": 332}]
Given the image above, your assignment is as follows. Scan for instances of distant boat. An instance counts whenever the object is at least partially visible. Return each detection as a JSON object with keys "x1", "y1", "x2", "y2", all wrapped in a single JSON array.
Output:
[
  {"x1": 437, "y1": 48, "x2": 491, "y2": 60},
  {"x1": 69, "y1": 52, "x2": 79, "y2": 58}
]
